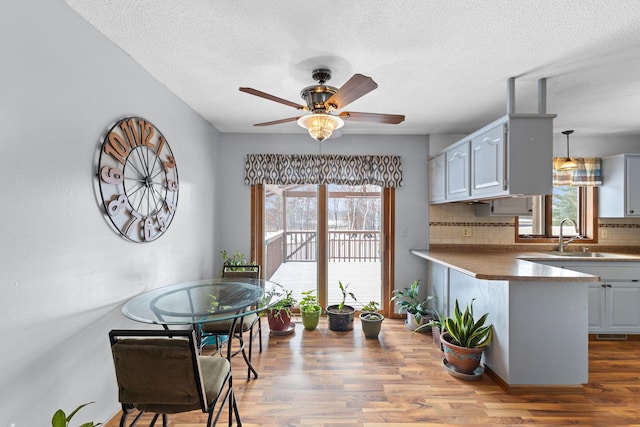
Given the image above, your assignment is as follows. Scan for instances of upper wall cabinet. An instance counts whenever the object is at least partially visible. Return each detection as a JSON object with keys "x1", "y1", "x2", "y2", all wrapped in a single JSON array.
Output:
[
  {"x1": 599, "y1": 154, "x2": 640, "y2": 218},
  {"x1": 445, "y1": 141, "x2": 471, "y2": 201},
  {"x1": 428, "y1": 153, "x2": 446, "y2": 203},
  {"x1": 429, "y1": 114, "x2": 555, "y2": 204},
  {"x1": 471, "y1": 124, "x2": 505, "y2": 197}
]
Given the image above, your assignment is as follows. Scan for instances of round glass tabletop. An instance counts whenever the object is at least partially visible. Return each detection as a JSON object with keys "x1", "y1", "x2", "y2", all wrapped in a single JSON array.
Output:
[{"x1": 122, "y1": 278, "x2": 285, "y2": 325}]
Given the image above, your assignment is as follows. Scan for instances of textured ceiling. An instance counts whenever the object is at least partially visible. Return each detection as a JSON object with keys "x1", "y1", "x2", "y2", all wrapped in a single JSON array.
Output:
[{"x1": 65, "y1": 0, "x2": 640, "y2": 137}]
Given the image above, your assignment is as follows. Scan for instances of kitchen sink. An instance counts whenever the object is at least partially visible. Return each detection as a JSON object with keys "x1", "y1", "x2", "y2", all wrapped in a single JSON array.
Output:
[{"x1": 546, "y1": 251, "x2": 625, "y2": 258}]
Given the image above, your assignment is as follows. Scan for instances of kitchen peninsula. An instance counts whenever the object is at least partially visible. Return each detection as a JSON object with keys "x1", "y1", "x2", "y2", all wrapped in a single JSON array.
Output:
[{"x1": 411, "y1": 248, "x2": 605, "y2": 388}]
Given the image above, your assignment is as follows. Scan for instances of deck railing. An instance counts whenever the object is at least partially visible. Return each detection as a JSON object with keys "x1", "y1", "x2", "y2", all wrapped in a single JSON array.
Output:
[
  {"x1": 265, "y1": 230, "x2": 380, "y2": 272},
  {"x1": 328, "y1": 230, "x2": 380, "y2": 262}
]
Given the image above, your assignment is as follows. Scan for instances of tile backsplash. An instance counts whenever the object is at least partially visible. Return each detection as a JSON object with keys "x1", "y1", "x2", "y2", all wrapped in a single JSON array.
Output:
[{"x1": 429, "y1": 203, "x2": 640, "y2": 246}]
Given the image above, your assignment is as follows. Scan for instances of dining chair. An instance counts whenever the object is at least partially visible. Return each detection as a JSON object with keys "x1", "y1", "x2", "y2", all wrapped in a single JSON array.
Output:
[
  {"x1": 109, "y1": 329, "x2": 241, "y2": 427},
  {"x1": 199, "y1": 264, "x2": 262, "y2": 380}
]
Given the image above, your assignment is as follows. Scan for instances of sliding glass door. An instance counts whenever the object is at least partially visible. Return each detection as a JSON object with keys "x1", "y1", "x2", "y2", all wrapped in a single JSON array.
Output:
[{"x1": 262, "y1": 183, "x2": 382, "y2": 310}]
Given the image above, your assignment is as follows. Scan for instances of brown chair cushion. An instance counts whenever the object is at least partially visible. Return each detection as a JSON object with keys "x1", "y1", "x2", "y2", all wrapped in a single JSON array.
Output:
[
  {"x1": 112, "y1": 338, "x2": 205, "y2": 413},
  {"x1": 201, "y1": 312, "x2": 259, "y2": 333}
]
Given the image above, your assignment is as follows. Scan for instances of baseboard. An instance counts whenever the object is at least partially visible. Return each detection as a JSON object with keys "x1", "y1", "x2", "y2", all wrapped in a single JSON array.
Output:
[{"x1": 595, "y1": 333, "x2": 628, "y2": 340}]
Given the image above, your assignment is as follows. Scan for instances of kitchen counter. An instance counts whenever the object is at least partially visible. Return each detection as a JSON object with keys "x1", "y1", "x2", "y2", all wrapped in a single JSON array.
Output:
[
  {"x1": 410, "y1": 249, "x2": 640, "y2": 281},
  {"x1": 410, "y1": 247, "x2": 640, "y2": 387}
]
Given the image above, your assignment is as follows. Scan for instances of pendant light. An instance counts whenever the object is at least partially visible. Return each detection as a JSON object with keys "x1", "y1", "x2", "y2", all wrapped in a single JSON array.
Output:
[{"x1": 559, "y1": 130, "x2": 578, "y2": 171}]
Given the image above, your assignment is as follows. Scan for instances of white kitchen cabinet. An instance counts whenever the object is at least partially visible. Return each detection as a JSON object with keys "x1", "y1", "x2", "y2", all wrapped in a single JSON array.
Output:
[
  {"x1": 475, "y1": 197, "x2": 533, "y2": 217},
  {"x1": 428, "y1": 153, "x2": 446, "y2": 203},
  {"x1": 445, "y1": 141, "x2": 470, "y2": 201},
  {"x1": 599, "y1": 154, "x2": 640, "y2": 218},
  {"x1": 537, "y1": 261, "x2": 640, "y2": 334},
  {"x1": 588, "y1": 281, "x2": 640, "y2": 332},
  {"x1": 607, "y1": 282, "x2": 640, "y2": 331},
  {"x1": 428, "y1": 114, "x2": 555, "y2": 204},
  {"x1": 471, "y1": 123, "x2": 506, "y2": 197}
]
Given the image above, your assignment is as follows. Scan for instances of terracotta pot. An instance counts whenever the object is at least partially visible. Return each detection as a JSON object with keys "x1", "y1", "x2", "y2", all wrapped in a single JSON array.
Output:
[
  {"x1": 440, "y1": 332, "x2": 484, "y2": 374},
  {"x1": 267, "y1": 309, "x2": 292, "y2": 331}
]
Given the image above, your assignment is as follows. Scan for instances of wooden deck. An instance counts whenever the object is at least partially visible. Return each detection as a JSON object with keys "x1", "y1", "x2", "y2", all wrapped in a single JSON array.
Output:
[{"x1": 268, "y1": 260, "x2": 382, "y2": 308}]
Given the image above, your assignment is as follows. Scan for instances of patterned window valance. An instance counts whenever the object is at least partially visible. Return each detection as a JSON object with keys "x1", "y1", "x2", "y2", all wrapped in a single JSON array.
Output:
[
  {"x1": 553, "y1": 157, "x2": 602, "y2": 186},
  {"x1": 244, "y1": 154, "x2": 403, "y2": 188}
]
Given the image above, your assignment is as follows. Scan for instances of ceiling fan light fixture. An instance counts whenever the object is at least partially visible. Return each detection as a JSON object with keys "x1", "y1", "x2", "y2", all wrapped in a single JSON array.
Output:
[
  {"x1": 297, "y1": 114, "x2": 344, "y2": 142},
  {"x1": 559, "y1": 129, "x2": 578, "y2": 170}
]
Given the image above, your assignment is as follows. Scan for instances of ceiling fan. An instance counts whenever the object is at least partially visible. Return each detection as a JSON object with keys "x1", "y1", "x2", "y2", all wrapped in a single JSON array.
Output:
[{"x1": 239, "y1": 68, "x2": 405, "y2": 141}]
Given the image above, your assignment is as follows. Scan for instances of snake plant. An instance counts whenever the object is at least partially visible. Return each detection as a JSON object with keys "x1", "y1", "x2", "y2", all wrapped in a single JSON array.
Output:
[{"x1": 443, "y1": 299, "x2": 493, "y2": 348}]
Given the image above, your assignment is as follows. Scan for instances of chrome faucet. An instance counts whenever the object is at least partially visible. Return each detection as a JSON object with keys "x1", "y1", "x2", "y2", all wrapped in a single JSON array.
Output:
[{"x1": 558, "y1": 218, "x2": 581, "y2": 252}]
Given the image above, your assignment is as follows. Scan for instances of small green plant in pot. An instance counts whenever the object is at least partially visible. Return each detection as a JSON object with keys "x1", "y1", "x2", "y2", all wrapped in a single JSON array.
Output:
[
  {"x1": 326, "y1": 281, "x2": 357, "y2": 331},
  {"x1": 299, "y1": 289, "x2": 322, "y2": 330},
  {"x1": 263, "y1": 288, "x2": 297, "y2": 332},
  {"x1": 220, "y1": 249, "x2": 256, "y2": 275},
  {"x1": 440, "y1": 299, "x2": 493, "y2": 375},
  {"x1": 391, "y1": 280, "x2": 436, "y2": 331},
  {"x1": 359, "y1": 300, "x2": 384, "y2": 339}
]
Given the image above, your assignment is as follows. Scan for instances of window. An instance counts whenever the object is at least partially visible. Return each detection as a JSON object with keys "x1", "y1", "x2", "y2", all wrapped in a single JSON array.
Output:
[
  {"x1": 516, "y1": 187, "x2": 598, "y2": 242},
  {"x1": 244, "y1": 154, "x2": 401, "y2": 316}
]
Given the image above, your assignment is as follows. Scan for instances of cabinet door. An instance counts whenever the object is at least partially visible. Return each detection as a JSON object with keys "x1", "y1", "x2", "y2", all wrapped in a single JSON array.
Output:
[
  {"x1": 471, "y1": 124, "x2": 505, "y2": 197},
  {"x1": 608, "y1": 282, "x2": 640, "y2": 331},
  {"x1": 626, "y1": 156, "x2": 640, "y2": 216},
  {"x1": 428, "y1": 153, "x2": 446, "y2": 203},
  {"x1": 446, "y1": 141, "x2": 470, "y2": 200},
  {"x1": 588, "y1": 283, "x2": 606, "y2": 332}
]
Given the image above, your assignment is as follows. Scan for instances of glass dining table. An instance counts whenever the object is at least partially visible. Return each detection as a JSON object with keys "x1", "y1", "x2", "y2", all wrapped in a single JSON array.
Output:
[{"x1": 122, "y1": 277, "x2": 285, "y2": 377}]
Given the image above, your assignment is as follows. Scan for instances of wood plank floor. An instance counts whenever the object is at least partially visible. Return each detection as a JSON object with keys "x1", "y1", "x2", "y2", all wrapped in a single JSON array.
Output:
[{"x1": 104, "y1": 317, "x2": 640, "y2": 426}]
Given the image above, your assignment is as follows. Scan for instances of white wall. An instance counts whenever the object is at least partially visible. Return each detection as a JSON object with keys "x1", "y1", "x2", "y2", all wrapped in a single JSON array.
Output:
[
  {"x1": 552, "y1": 133, "x2": 640, "y2": 157},
  {"x1": 0, "y1": 1, "x2": 220, "y2": 425},
  {"x1": 216, "y1": 133, "x2": 430, "y2": 295}
]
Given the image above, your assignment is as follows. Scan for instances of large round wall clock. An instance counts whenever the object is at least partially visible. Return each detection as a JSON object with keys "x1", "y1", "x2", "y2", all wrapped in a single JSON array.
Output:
[{"x1": 96, "y1": 117, "x2": 179, "y2": 243}]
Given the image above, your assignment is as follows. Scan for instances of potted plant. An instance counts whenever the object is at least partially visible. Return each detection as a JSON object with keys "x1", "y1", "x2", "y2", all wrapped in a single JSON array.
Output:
[
  {"x1": 420, "y1": 309, "x2": 445, "y2": 350},
  {"x1": 416, "y1": 309, "x2": 445, "y2": 350},
  {"x1": 299, "y1": 289, "x2": 322, "y2": 330},
  {"x1": 391, "y1": 280, "x2": 436, "y2": 331},
  {"x1": 359, "y1": 300, "x2": 384, "y2": 339},
  {"x1": 220, "y1": 249, "x2": 256, "y2": 274},
  {"x1": 264, "y1": 288, "x2": 297, "y2": 332},
  {"x1": 440, "y1": 299, "x2": 493, "y2": 376},
  {"x1": 52, "y1": 402, "x2": 101, "y2": 427},
  {"x1": 326, "y1": 281, "x2": 357, "y2": 331}
]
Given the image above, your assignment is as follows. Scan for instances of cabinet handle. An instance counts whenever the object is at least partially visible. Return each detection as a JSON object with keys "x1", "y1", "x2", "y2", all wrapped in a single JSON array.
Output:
[
  {"x1": 607, "y1": 284, "x2": 612, "y2": 288},
  {"x1": 630, "y1": 210, "x2": 635, "y2": 214},
  {"x1": 601, "y1": 284, "x2": 606, "y2": 288}
]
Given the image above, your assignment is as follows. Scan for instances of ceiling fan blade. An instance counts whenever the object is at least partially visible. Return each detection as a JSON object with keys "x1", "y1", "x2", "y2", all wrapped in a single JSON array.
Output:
[
  {"x1": 324, "y1": 74, "x2": 378, "y2": 110},
  {"x1": 339, "y1": 111, "x2": 405, "y2": 124},
  {"x1": 253, "y1": 117, "x2": 301, "y2": 127},
  {"x1": 239, "y1": 87, "x2": 308, "y2": 111}
]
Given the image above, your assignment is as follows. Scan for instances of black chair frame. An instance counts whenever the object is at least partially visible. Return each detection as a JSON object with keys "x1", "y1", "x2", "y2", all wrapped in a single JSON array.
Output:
[{"x1": 199, "y1": 264, "x2": 262, "y2": 380}]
